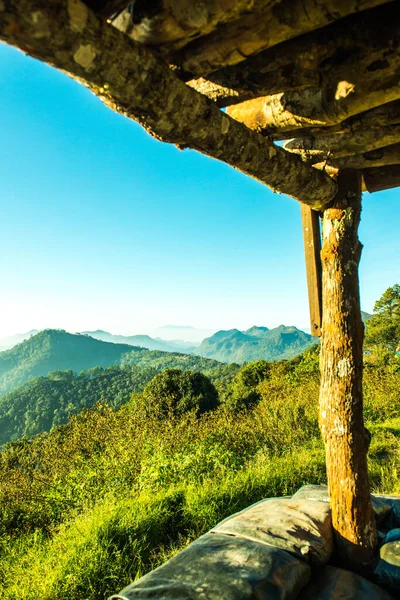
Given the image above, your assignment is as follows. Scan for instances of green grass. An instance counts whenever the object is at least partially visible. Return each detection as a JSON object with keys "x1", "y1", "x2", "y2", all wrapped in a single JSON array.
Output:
[{"x1": 0, "y1": 356, "x2": 399, "y2": 599}]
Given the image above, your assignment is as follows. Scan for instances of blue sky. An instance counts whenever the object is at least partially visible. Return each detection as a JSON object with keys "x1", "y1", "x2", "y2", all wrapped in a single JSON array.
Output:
[{"x1": 0, "y1": 42, "x2": 399, "y2": 338}]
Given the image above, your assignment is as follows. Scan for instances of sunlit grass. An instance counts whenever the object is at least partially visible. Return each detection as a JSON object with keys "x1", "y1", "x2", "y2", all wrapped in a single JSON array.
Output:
[{"x1": 0, "y1": 354, "x2": 399, "y2": 599}]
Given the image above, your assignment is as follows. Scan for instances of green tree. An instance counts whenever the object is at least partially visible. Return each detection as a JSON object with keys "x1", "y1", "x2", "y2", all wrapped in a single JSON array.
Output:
[
  {"x1": 365, "y1": 284, "x2": 400, "y2": 349},
  {"x1": 224, "y1": 360, "x2": 270, "y2": 412},
  {"x1": 141, "y1": 369, "x2": 219, "y2": 417}
]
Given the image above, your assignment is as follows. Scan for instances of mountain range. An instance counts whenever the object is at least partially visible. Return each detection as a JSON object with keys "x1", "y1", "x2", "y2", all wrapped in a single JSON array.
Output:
[
  {"x1": 82, "y1": 330, "x2": 196, "y2": 353},
  {"x1": 196, "y1": 325, "x2": 317, "y2": 363},
  {"x1": 0, "y1": 329, "x2": 237, "y2": 397}
]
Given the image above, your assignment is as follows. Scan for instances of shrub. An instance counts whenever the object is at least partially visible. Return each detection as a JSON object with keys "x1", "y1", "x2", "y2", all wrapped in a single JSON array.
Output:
[{"x1": 141, "y1": 369, "x2": 219, "y2": 417}]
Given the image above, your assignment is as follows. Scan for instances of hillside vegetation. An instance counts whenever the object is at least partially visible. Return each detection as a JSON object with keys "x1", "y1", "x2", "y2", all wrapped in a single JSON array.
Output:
[
  {"x1": 0, "y1": 358, "x2": 238, "y2": 446},
  {"x1": 0, "y1": 355, "x2": 238, "y2": 447},
  {"x1": 0, "y1": 345, "x2": 399, "y2": 600}
]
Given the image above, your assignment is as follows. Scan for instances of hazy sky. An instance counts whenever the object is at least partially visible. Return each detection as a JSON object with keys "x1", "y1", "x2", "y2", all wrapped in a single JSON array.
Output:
[{"x1": 1, "y1": 42, "x2": 399, "y2": 338}]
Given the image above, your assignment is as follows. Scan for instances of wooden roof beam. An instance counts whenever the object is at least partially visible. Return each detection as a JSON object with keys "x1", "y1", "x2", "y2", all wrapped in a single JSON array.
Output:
[
  {"x1": 188, "y1": 2, "x2": 400, "y2": 107},
  {"x1": 225, "y1": 5, "x2": 400, "y2": 136},
  {"x1": 325, "y1": 143, "x2": 400, "y2": 170},
  {"x1": 111, "y1": 1, "x2": 281, "y2": 48},
  {"x1": 283, "y1": 124, "x2": 400, "y2": 164},
  {"x1": 0, "y1": 0, "x2": 337, "y2": 210},
  {"x1": 170, "y1": 0, "x2": 393, "y2": 77},
  {"x1": 362, "y1": 165, "x2": 400, "y2": 193},
  {"x1": 271, "y1": 99, "x2": 400, "y2": 142},
  {"x1": 83, "y1": 1, "x2": 128, "y2": 19}
]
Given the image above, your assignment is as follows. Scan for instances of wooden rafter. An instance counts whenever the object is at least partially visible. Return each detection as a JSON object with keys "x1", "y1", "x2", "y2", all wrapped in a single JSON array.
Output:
[
  {"x1": 271, "y1": 99, "x2": 400, "y2": 143},
  {"x1": 225, "y1": 4, "x2": 400, "y2": 136},
  {"x1": 169, "y1": 0, "x2": 392, "y2": 77},
  {"x1": 0, "y1": 0, "x2": 336, "y2": 209},
  {"x1": 111, "y1": 1, "x2": 281, "y2": 48},
  {"x1": 284, "y1": 124, "x2": 400, "y2": 163},
  {"x1": 188, "y1": 3, "x2": 400, "y2": 107}
]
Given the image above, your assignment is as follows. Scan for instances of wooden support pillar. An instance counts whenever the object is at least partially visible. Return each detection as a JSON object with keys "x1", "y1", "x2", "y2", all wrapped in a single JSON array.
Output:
[
  {"x1": 301, "y1": 205, "x2": 322, "y2": 336},
  {"x1": 319, "y1": 170, "x2": 377, "y2": 569}
]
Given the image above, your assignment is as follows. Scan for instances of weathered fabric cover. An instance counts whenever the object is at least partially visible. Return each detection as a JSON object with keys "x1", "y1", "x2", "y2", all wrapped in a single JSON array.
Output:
[
  {"x1": 297, "y1": 566, "x2": 394, "y2": 600},
  {"x1": 212, "y1": 497, "x2": 332, "y2": 566},
  {"x1": 293, "y1": 484, "x2": 393, "y2": 525},
  {"x1": 110, "y1": 532, "x2": 311, "y2": 600},
  {"x1": 374, "y1": 529, "x2": 400, "y2": 593}
]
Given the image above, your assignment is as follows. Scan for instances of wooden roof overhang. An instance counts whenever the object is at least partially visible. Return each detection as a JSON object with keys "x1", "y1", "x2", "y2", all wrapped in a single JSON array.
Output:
[
  {"x1": 1, "y1": 0, "x2": 399, "y2": 573},
  {"x1": 1, "y1": 1, "x2": 399, "y2": 200}
]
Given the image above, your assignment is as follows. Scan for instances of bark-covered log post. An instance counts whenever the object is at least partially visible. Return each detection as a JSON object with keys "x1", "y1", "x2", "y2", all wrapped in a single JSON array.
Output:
[{"x1": 319, "y1": 170, "x2": 377, "y2": 569}]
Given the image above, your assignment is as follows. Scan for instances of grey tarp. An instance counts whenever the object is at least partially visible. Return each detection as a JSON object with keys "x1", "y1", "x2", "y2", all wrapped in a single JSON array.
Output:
[
  {"x1": 298, "y1": 566, "x2": 394, "y2": 599},
  {"x1": 110, "y1": 532, "x2": 311, "y2": 600},
  {"x1": 211, "y1": 498, "x2": 332, "y2": 566},
  {"x1": 374, "y1": 529, "x2": 400, "y2": 593},
  {"x1": 292, "y1": 485, "x2": 393, "y2": 526}
]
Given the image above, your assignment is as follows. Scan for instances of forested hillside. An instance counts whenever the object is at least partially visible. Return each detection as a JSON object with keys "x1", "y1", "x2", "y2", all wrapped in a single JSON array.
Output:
[
  {"x1": 197, "y1": 325, "x2": 316, "y2": 363},
  {"x1": 0, "y1": 330, "x2": 134, "y2": 396},
  {"x1": 0, "y1": 355, "x2": 238, "y2": 445},
  {"x1": 0, "y1": 330, "x2": 237, "y2": 397}
]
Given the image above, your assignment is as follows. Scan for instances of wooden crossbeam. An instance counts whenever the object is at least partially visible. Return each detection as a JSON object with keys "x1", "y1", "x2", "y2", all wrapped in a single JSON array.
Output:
[
  {"x1": 0, "y1": 0, "x2": 336, "y2": 210},
  {"x1": 301, "y1": 206, "x2": 322, "y2": 337}
]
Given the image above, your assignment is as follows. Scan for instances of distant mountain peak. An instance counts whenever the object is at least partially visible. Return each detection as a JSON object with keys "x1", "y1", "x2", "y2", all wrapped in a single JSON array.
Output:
[{"x1": 245, "y1": 326, "x2": 269, "y2": 336}]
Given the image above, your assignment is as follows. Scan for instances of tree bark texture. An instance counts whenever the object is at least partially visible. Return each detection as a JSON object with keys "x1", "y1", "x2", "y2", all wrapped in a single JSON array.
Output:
[
  {"x1": 0, "y1": 0, "x2": 337, "y2": 209},
  {"x1": 363, "y1": 165, "x2": 400, "y2": 193},
  {"x1": 319, "y1": 170, "x2": 377, "y2": 569},
  {"x1": 188, "y1": 3, "x2": 400, "y2": 107},
  {"x1": 225, "y1": 4, "x2": 400, "y2": 135},
  {"x1": 169, "y1": 0, "x2": 393, "y2": 77}
]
